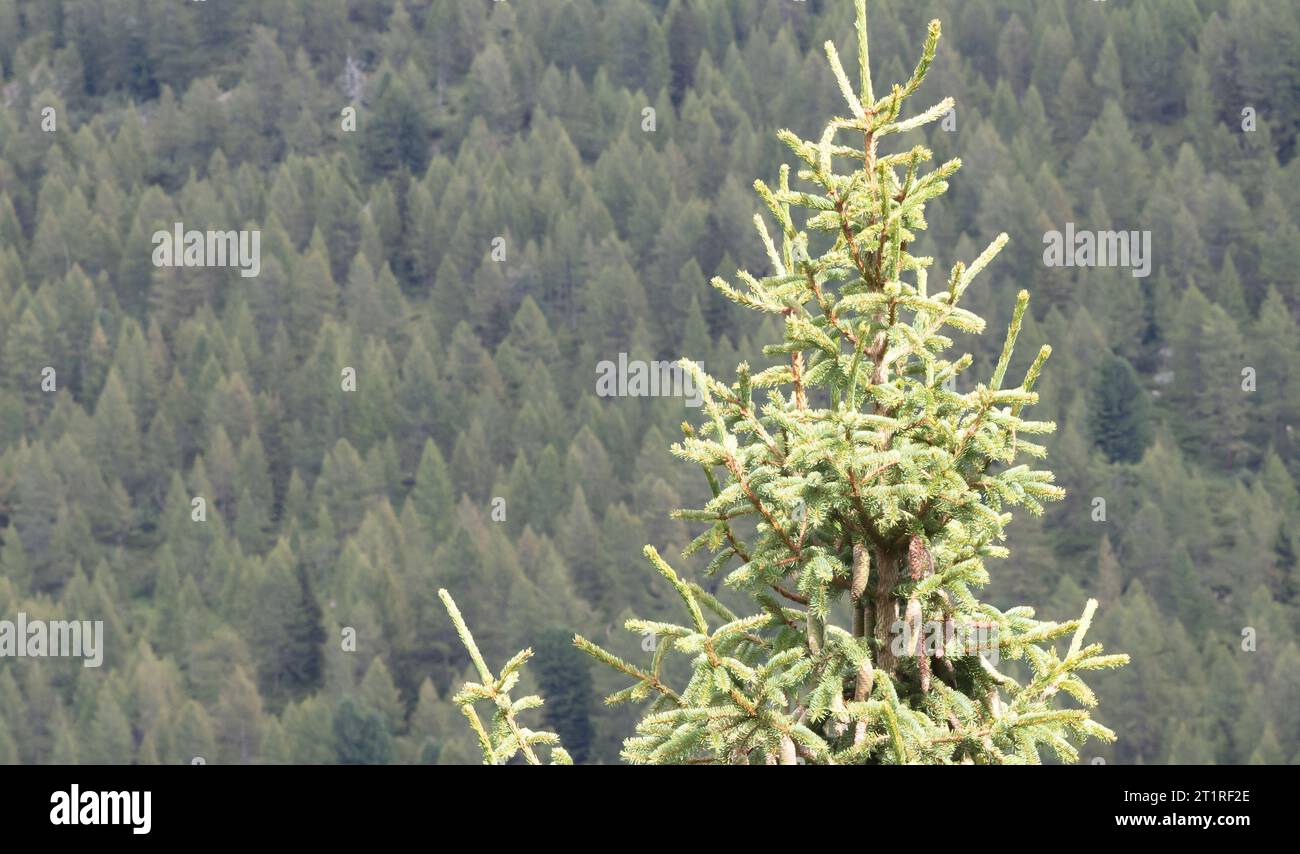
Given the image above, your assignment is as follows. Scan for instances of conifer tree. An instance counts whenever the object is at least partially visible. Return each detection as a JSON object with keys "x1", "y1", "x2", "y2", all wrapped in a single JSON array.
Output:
[
  {"x1": 437, "y1": 590, "x2": 570, "y2": 765},
  {"x1": 1088, "y1": 353, "x2": 1153, "y2": 464},
  {"x1": 332, "y1": 696, "x2": 396, "y2": 765},
  {"x1": 444, "y1": 0, "x2": 1126, "y2": 765}
]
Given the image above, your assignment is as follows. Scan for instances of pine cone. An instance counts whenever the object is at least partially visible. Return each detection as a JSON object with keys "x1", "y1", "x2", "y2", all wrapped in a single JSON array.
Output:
[{"x1": 908, "y1": 534, "x2": 933, "y2": 580}]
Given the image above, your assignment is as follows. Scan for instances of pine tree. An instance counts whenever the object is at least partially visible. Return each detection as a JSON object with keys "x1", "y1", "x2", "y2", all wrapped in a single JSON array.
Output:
[
  {"x1": 248, "y1": 541, "x2": 325, "y2": 706},
  {"x1": 437, "y1": 590, "x2": 570, "y2": 765},
  {"x1": 1088, "y1": 354, "x2": 1153, "y2": 464},
  {"x1": 84, "y1": 685, "x2": 134, "y2": 765},
  {"x1": 332, "y1": 696, "x2": 396, "y2": 765},
  {"x1": 443, "y1": 0, "x2": 1126, "y2": 765},
  {"x1": 534, "y1": 626, "x2": 595, "y2": 764},
  {"x1": 213, "y1": 666, "x2": 266, "y2": 764}
]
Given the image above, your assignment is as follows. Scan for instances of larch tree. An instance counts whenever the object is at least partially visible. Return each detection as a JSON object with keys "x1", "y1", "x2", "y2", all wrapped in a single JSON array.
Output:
[{"x1": 441, "y1": 0, "x2": 1126, "y2": 765}]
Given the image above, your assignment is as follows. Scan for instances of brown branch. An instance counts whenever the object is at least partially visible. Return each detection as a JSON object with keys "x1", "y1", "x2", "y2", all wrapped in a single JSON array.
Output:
[
  {"x1": 791, "y1": 350, "x2": 808, "y2": 410},
  {"x1": 728, "y1": 458, "x2": 802, "y2": 559},
  {"x1": 771, "y1": 582, "x2": 810, "y2": 605}
]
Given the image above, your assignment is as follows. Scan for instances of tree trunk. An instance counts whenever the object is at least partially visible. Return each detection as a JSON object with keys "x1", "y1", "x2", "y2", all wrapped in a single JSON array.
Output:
[{"x1": 872, "y1": 546, "x2": 902, "y2": 676}]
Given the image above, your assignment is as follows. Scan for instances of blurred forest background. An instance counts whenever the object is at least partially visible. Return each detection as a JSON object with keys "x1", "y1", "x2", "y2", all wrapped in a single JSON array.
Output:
[{"x1": 0, "y1": 0, "x2": 1297, "y2": 764}]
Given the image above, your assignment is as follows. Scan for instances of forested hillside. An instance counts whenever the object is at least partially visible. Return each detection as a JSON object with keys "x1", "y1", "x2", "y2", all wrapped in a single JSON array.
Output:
[{"x1": 0, "y1": 0, "x2": 1296, "y2": 764}]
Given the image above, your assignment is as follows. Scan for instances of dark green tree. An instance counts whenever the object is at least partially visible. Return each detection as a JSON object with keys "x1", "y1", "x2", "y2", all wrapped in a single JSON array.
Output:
[
  {"x1": 1088, "y1": 353, "x2": 1153, "y2": 464},
  {"x1": 333, "y1": 697, "x2": 395, "y2": 765},
  {"x1": 534, "y1": 627, "x2": 595, "y2": 764}
]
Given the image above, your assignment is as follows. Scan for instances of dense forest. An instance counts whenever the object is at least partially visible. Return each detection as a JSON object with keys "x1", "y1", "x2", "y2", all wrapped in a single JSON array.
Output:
[{"x1": 0, "y1": 0, "x2": 1297, "y2": 764}]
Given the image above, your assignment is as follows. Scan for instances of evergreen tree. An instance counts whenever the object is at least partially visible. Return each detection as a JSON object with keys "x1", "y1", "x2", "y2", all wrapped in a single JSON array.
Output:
[
  {"x1": 332, "y1": 696, "x2": 396, "y2": 765},
  {"x1": 213, "y1": 666, "x2": 266, "y2": 764},
  {"x1": 249, "y1": 541, "x2": 326, "y2": 705},
  {"x1": 1088, "y1": 354, "x2": 1153, "y2": 464},
  {"x1": 444, "y1": 1, "x2": 1126, "y2": 765},
  {"x1": 83, "y1": 686, "x2": 134, "y2": 764},
  {"x1": 534, "y1": 626, "x2": 595, "y2": 764},
  {"x1": 436, "y1": 591, "x2": 570, "y2": 765}
]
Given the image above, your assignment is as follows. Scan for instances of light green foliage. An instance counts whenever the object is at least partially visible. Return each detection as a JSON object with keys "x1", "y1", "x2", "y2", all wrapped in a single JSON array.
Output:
[{"x1": 438, "y1": 589, "x2": 571, "y2": 766}]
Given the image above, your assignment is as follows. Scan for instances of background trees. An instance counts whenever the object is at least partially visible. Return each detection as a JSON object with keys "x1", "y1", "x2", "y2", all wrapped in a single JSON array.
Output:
[{"x1": 0, "y1": 0, "x2": 1296, "y2": 764}]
